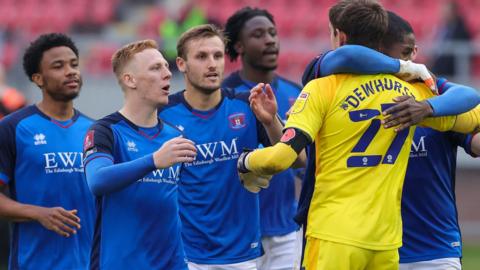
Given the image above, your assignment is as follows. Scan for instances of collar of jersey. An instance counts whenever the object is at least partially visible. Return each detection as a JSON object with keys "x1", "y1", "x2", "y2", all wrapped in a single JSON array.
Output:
[
  {"x1": 33, "y1": 105, "x2": 80, "y2": 128},
  {"x1": 115, "y1": 111, "x2": 164, "y2": 140},
  {"x1": 179, "y1": 89, "x2": 225, "y2": 119}
]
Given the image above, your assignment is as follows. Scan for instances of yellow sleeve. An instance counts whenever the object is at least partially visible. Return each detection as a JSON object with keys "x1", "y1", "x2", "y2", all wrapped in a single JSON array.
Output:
[
  {"x1": 451, "y1": 105, "x2": 480, "y2": 133},
  {"x1": 419, "y1": 104, "x2": 480, "y2": 134},
  {"x1": 247, "y1": 143, "x2": 298, "y2": 175},
  {"x1": 419, "y1": 116, "x2": 456, "y2": 132},
  {"x1": 284, "y1": 76, "x2": 336, "y2": 141},
  {"x1": 413, "y1": 83, "x2": 480, "y2": 133}
]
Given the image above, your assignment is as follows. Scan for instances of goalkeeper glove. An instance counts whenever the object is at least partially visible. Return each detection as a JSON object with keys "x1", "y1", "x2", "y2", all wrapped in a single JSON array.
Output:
[
  {"x1": 237, "y1": 150, "x2": 272, "y2": 193},
  {"x1": 238, "y1": 172, "x2": 272, "y2": 193},
  {"x1": 396, "y1": 60, "x2": 437, "y2": 93}
]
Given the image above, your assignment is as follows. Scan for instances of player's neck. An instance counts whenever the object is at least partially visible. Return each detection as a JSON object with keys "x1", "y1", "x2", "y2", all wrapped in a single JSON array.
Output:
[
  {"x1": 240, "y1": 66, "x2": 275, "y2": 84},
  {"x1": 184, "y1": 85, "x2": 222, "y2": 111},
  {"x1": 120, "y1": 99, "x2": 158, "y2": 128},
  {"x1": 37, "y1": 98, "x2": 74, "y2": 121}
]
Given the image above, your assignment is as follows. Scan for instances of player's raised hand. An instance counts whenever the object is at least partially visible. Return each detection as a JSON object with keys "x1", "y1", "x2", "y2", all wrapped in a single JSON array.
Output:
[
  {"x1": 382, "y1": 95, "x2": 434, "y2": 132},
  {"x1": 33, "y1": 207, "x2": 81, "y2": 237},
  {"x1": 249, "y1": 83, "x2": 278, "y2": 125},
  {"x1": 153, "y1": 137, "x2": 196, "y2": 168},
  {"x1": 396, "y1": 60, "x2": 438, "y2": 93}
]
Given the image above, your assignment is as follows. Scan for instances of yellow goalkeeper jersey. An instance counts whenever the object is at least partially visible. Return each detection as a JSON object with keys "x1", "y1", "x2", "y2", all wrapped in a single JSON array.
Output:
[{"x1": 285, "y1": 74, "x2": 455, "y2": 250}]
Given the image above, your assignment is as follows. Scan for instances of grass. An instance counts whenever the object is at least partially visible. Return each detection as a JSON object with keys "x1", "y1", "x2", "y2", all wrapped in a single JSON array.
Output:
[
  {"x1": 463, "y1": 245, "x2": 480, "y2": 270},
  {"x1": 1, "y1": 246, "x2": 478, "y2": 269}
]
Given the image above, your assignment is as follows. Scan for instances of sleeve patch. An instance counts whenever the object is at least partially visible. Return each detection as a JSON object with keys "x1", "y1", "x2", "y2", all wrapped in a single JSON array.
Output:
[
  {"x1": 83, "y1": 130, "x2": 95, "y2": 152},
  {"x1": 290, "y1": 92, "x2": 310, "y2": 114},
  {"x1": 281, "y1": 128, "x2": 296, "y2": 143}
]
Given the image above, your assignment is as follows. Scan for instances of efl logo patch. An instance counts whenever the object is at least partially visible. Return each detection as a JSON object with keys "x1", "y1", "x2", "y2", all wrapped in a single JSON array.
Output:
[
  {"x1": 281, "y1": 128, "x2": 296, "y2": 143},
  {"x1": 228, "y1": 113, "x2": 246, "y2": 129},
  {"x1": 83, "y1": 130, "x2": 95, "y2": 152},
  {"x1": 290, "y1": 92, "x2": 309, "y2": 114}
]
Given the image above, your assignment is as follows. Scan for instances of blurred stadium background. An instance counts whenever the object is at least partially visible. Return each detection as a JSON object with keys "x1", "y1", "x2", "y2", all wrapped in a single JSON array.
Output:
[{"x1": 0, "y1": 0, "x2": 478, "y2": 268}]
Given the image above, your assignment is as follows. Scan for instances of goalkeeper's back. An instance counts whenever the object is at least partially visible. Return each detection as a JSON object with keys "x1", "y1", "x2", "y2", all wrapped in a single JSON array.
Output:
[{"x1": 285, "y1": 73, "x2": 450, "y2": 250}]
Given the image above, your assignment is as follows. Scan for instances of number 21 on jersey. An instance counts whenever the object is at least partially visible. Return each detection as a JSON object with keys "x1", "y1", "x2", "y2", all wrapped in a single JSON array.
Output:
[{"x1": 347, "y1": 103, "x2": 409, "y2": 168}]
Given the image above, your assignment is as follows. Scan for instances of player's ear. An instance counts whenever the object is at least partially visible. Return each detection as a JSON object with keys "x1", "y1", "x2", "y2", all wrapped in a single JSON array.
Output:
[
  {"x1": 411, "y1": 45, "x2": 418, "y2": 61},
  {"x1": 176, "y1": 57, "x2": 186, "y2": 73},
  {"x1": 32, "y1": 73, "x2": 43, "y2": 88},
  {"x1": 122, "y1": 73, "x2": 136, "y2": 89},
  {"x1": 338, "y1": 30, "x2": 347, "y2": 46}
]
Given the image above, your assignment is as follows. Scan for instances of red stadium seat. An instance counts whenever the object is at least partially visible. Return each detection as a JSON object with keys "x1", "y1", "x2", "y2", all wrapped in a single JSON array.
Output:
[
  {"x1": 0, "y1": 1, "x2": 16, "y2": 27},
  {"x1": 1, "y1": 42, "x2": 19, "y2": 70},
  {"x1": 139, "y1": 8, "x2": 167, "y2": 38},
  {"x1": 86, "y1": 43, "x2": 118, "y2": 74},
  {"x1": 472, "y1": 55, "x2": 480, "y2": 77},
  {"x1": 91, "y1": 0, "x2": 116, "y2": 25}
]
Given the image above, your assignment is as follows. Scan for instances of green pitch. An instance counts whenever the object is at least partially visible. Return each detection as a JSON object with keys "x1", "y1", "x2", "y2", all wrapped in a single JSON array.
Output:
[
  {"x1": 463, "y1": 245, "x2": 480, "y2": 270},
  {"x1": 1, "y1": 246, "x2": 479, "y2": 269}
]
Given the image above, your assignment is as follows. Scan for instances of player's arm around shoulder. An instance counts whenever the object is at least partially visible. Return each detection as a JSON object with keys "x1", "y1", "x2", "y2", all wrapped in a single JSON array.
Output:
[{"x1": 383, "y1": 81, "x2": 480, "y2": 133}]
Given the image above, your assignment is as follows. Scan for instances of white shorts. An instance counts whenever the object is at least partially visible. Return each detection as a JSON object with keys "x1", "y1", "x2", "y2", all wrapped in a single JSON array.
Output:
[
  {"x1": 188, "y1": 258, "x2": 258, "y2": 270},
  {"x1": 257, "y1": 230, "x2": 302, "y2": 270},
  {"x1": 400, "y1": 257, "x2": 461, "y2": 270}
]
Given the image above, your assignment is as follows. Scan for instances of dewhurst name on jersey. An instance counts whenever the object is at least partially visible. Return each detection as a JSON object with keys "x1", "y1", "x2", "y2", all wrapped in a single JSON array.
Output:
[{"x1": 341, "y1": 77, "x2": 417, "y2": 111}]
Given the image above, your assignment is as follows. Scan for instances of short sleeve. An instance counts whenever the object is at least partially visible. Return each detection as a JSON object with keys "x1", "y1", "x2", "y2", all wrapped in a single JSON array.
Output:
[
  {"x1": 285, "y1": 76, "x2": 335, "y2": 142},
  {"x1": 0, "y1": 120, "x2": 16, "y2": 185},
  {"x1": 83, "y1": 121, "x2": 115, "y2": 163}
]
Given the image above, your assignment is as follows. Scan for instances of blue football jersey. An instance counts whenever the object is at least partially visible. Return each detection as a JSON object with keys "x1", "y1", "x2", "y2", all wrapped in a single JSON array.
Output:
[
  {"x1": 399, "y1": 77, "x2": 477, "y2": 263},
  {"x1": 400, "y1": 127, "x2": 475, "y2": 263},
  {"x1": 83, "y1": 112, "x2": 187, "y2": 270},
  {"x1": 159, "y1": 89, "x2": 270, "y2": 264},
  {"x1": 0, "y1": 105, "x2": 95, "y2": 270},
  {"x1": 223, "y1": 71, "x2": 300, "y2": 236}
]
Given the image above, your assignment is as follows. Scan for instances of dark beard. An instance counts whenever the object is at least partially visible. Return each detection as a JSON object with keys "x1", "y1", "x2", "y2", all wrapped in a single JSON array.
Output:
[
  {"x1": 250, "y1": 61, "x2": 277, "y2": 72},
  {"x1": 192, "y1": 83, "x2": 218, "y2": 95},
  {"x1": 187, "y1": 75, "x2": 221, "y2": 95},
  {"x1": 47, "y1": 90, "x2": 80, "y2": 102},
  {"x1": 44, "y1": 77, "x2": 82, "y2": 102}
]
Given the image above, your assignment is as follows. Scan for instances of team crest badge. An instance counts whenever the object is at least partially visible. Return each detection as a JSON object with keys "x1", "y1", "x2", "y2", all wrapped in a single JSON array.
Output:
[
  {"x1": 228, "y1": 113, "x2": 246, "y2": 129},
  {"x1": 290, "y1": 92, "x2": 309, "y2": 114}
]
